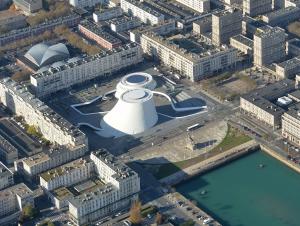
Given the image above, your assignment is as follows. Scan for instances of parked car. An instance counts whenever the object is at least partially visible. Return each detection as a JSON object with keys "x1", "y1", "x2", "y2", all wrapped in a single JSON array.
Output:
[{"x1": 123, "y1": 220, "x2": 132, "y2": 226}]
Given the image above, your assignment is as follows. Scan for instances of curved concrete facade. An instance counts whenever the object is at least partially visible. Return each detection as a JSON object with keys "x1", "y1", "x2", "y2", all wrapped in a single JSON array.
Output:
[
  {"x1": 115, "y1": 72, "x2": 156, "y2": 98},
  {"x1": 100, "y1": 88, "x2": 158, "y2": 137}
]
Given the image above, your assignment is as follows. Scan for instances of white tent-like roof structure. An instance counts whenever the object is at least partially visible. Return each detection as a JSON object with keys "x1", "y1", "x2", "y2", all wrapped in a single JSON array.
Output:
[
  {"x1": 100, "y1": 88, "x2": 158, "y2": 137},
  {"x1": 25, "y1": 43, "x2": 70, "y2": 68}
]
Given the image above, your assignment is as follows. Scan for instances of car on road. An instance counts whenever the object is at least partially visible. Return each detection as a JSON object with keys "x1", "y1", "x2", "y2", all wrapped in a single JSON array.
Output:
[
  {"x1": 203, "y1": 218, "x2": 213, "y2": 224},
  {"x1": 186, "y1": 206, "x2": 192, "y2": 211},
  {"x1": 168, "y1": 216, "x2": 179, "y2": 225},
  {"x1": 123, "y1": 220, "x2": 132, "y2": 226}
]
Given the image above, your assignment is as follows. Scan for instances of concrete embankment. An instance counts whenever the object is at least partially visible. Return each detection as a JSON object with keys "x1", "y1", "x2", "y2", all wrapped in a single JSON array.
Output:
[
  {"x1": 160, "y1": 140, "x2": 259, "y2": 186},
  {"x1": 261, "y1": 145, "x2": 300, "y2": 174}
]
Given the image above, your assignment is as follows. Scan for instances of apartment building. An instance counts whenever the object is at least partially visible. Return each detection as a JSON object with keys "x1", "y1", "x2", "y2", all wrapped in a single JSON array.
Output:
[
  {"x1": 224, "y1": 0, "x2": 243, "y2": 5},
  {"x1": 175, "y1": 0, "x2": 210, "y2": 13},
  {"x1": 30, "y1": 43, "x2": 143, "y2": 97},
  {"x1": 212, "y1": 8, "x2": 242, "y2": 46},
  {"x1": 93, "y1": 7, "x2": 123, "y2": 22},
  {"x1": 240, "y1": 79, "x2": 295, "y2": 128},
  {"x1": 69, "y1": 0, "x2": 108, "y2": 8},
  {"x1": 0, "y1": 0, "x2": 11, "y2": 10},
  {"x1": 262, "y1": 6, "x2": 300, "y2": 26},
  {"x1": 141, "y1": 32, "x2": 238, "y2": 81},
  {"x1": 69, "y1": 150, "x2": 140, "y2": 226},
  {"x1": 0, "y1": 134, "x2": 18, "y2": 164},
  {"x1": 282, "y1": 103, "x2": 300, "y2": 146},
  {"x1": 285, "y1": 0, "x2": 300, "y2": 7},
  {"x1": 109, "y1": 16, "x2": 141, "y2": 32},
  {"x1": 79, "y1": 20, "x2": 122, "y2": 50},
  {"x1": 40, "y1": 158, "x2": 94, "y2": 191},
  {"x1": 273, "y1": 0, "x2": 285, "y2": 8},
  {"x1": 13, "y1": 0, "x2": 43, "y2": 15},
  {"x1": 15, "y1": 145, "x2": 87, "y2": 177},
  {"x1": 0, "y1": 161, "x2": 14, "y2": 190},
  {"x1": 193, "y1": 16, "x2": 212, "y2": 35},
  {"x1": 242, "y1": 16, "x2": 265, "y2": 38},
  {"x1": 230, "y1": 34, "x2": 253, "y2": 55},
  {"x1": 130, "y1": 20, "x2": 176, "y2": 43},
  {"x1": 120, "y1": 0, "x2": 165, "y2": 25},
  {"x1": 253, "y1": 26, "x2": 286, "y2": 66},
  {"x1": 287, "y1": 38, "x2": 300, "y2": 57},
  {"x1": 0, "y1": 78, "x2": 87, "y2": 147},
  {"x1": 275, "y1": 57, "x2": 300, "y2": 79},
  {"x1": 0, "y1": 183, "x2": 34, "y2": 225},
  {"x1": 0, "y1": 10, "x2": 27, "y2": 31},
  {"x1": 243, "y1": 0, "x2": 272, "y2": 16},
  {"x1": 0, "y1": 14, "x2": 80, "y2": 46}
]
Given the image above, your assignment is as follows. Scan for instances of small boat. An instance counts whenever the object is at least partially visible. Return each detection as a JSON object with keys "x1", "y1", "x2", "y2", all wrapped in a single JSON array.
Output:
[
  {"x1": 201, "y1": 190, "x2": 207, "y2": 195},
  {"x1": 258, "y1": 164, "x2": 265, "y2": 168}
]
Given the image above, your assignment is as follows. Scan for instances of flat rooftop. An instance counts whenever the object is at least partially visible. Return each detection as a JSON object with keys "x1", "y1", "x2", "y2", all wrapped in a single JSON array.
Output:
[
  {"x1": 143, "y1": 32, "x2": 235, "y2": 62},
  {"x1": 0, "y1": 134, "x2": 18, "y2": 155},
  {"x1": 242, "y1": 79, "x2": 295, "y2": 116},
  {"x1": 289, "y1": 38, "x2": 300, "y2": 48},
  {"x1": 0, "y1": 161, "x2": 13, "y2": 179},
  {"x1": 255, "y1": 26, "x2": 285, "y2": 38},
  {"x1": 53, "y1": 186, "x2": 74, "y2": 201},
  {"x1": 231, "y1": 34, "x2": 253, "y2": 47},
  {"x1": 0, "y1": 10, "x2": 24, "y2": 21},
  {"x1": 40, "y1": 158, "x2": 91, "y2": 182},
  {"x1": 288, "y1": 90, "x2": 300, "y2": 100},
  {"x1": 0, "y1": 183, "x2": 32, "y2": 199},
  {"x1": 277, "y1": 57, "x2": 300, "y2": 69}
]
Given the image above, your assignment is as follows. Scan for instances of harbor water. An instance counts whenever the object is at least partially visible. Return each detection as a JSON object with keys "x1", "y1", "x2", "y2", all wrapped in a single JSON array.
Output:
[{"x1": 177, "y1": 151, "x2": 300, "y2": 226}]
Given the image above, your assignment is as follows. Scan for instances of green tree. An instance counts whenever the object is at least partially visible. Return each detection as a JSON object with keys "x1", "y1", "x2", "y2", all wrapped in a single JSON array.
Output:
[
  {"x1": 179, "y1": 219, "x2": 195, "y2": 226},
  {"x1": 21, "y1": 203, "x2": 39, "y2": 221},
  {"x1": 155, "y1": 212, "x2": 163, "y2": 225},
  {"x1": 48, "y1": 222, "x2": 55, "y2": 226}
]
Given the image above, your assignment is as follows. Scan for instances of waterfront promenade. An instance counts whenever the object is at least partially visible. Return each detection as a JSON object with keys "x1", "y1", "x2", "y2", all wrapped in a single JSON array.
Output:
[{"x1": 160, "y1": 140, "x2": 258, "y2": 185}]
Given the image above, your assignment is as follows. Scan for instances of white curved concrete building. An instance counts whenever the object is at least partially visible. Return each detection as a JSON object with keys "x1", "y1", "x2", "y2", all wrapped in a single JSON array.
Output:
[
  {"x1": 25, "y1": 43, "x2": 70, "y2": 68},
  {"x1": 100, "y1": 88, "x2": 158, "y2": 137},
  {"x1": 115, "y1": 72, "x2": 156, "y2": 98}
]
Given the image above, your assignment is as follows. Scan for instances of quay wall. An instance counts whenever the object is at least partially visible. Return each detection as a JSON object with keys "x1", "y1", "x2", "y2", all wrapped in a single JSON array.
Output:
[
  {"x1": 260, "y1": 144, "x2": 300, "y2": 174},
  {"x1": 160, "y1": 140, "x2": 259, "y2": 186}
]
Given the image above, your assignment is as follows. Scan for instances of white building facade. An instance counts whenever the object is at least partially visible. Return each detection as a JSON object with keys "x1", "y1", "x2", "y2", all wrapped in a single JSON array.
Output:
[
  {"x1": 141, "y1": 32, "x2": 238, "y2": 81},
  {"x1": 68, "y1": 150, "x2": 140, "y2": 226},
  {"x1": 120, "y1": 0, "x2": 165, "y2": 25},
  {"x1": 175, "y1": 0, "x2": 210, "y2": 13},
  {"x1": 30, "y1": 43, "x2": 143, "y2": 97}
]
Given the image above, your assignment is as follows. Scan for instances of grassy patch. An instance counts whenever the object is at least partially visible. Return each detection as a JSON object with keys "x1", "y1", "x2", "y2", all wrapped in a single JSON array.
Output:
[{"x1": 142, "y1": 125, "x2": 252, "y2": 179}]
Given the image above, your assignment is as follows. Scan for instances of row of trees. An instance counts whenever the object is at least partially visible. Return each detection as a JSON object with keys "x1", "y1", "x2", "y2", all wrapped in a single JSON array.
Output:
[
  {"x1": 11, "y1": 69, "x2": 31, "y2": 82},
  {"x1": 18, "y1": 204, "x2": 39, "y2": 224},
  {"x1": 26, "y1": 1, "x2": 71, "y2": 26},
  {"x1": 54, "y1": 25, "x2": 101, "y2": 55},
  {"x1": 129, "y1": 200, "x2": 164, "y2": 225},
  {"x1": 0, "y1": 30, "x2": 56, "y2": 55}
]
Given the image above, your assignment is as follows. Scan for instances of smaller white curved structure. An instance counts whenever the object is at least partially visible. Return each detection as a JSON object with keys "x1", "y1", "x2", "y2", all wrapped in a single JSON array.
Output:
[
  {"x1": 115, "y1": 72, "x2": 156, "y2": 98},
  {"x1": 100, "y1": 88, "x2": 158, "y2": 137},
  {"x1": 25, "y1": 43, "x2": 70, "y2": 68}
]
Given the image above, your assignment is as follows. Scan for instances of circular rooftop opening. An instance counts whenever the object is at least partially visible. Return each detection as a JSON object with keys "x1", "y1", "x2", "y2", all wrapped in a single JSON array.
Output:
[
  {"x1": 125, "y1": 74, "x2": 148, "y2": 85},
  {"x1": 122, "y1": 89, "x2": 152, "y2": 103}
]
